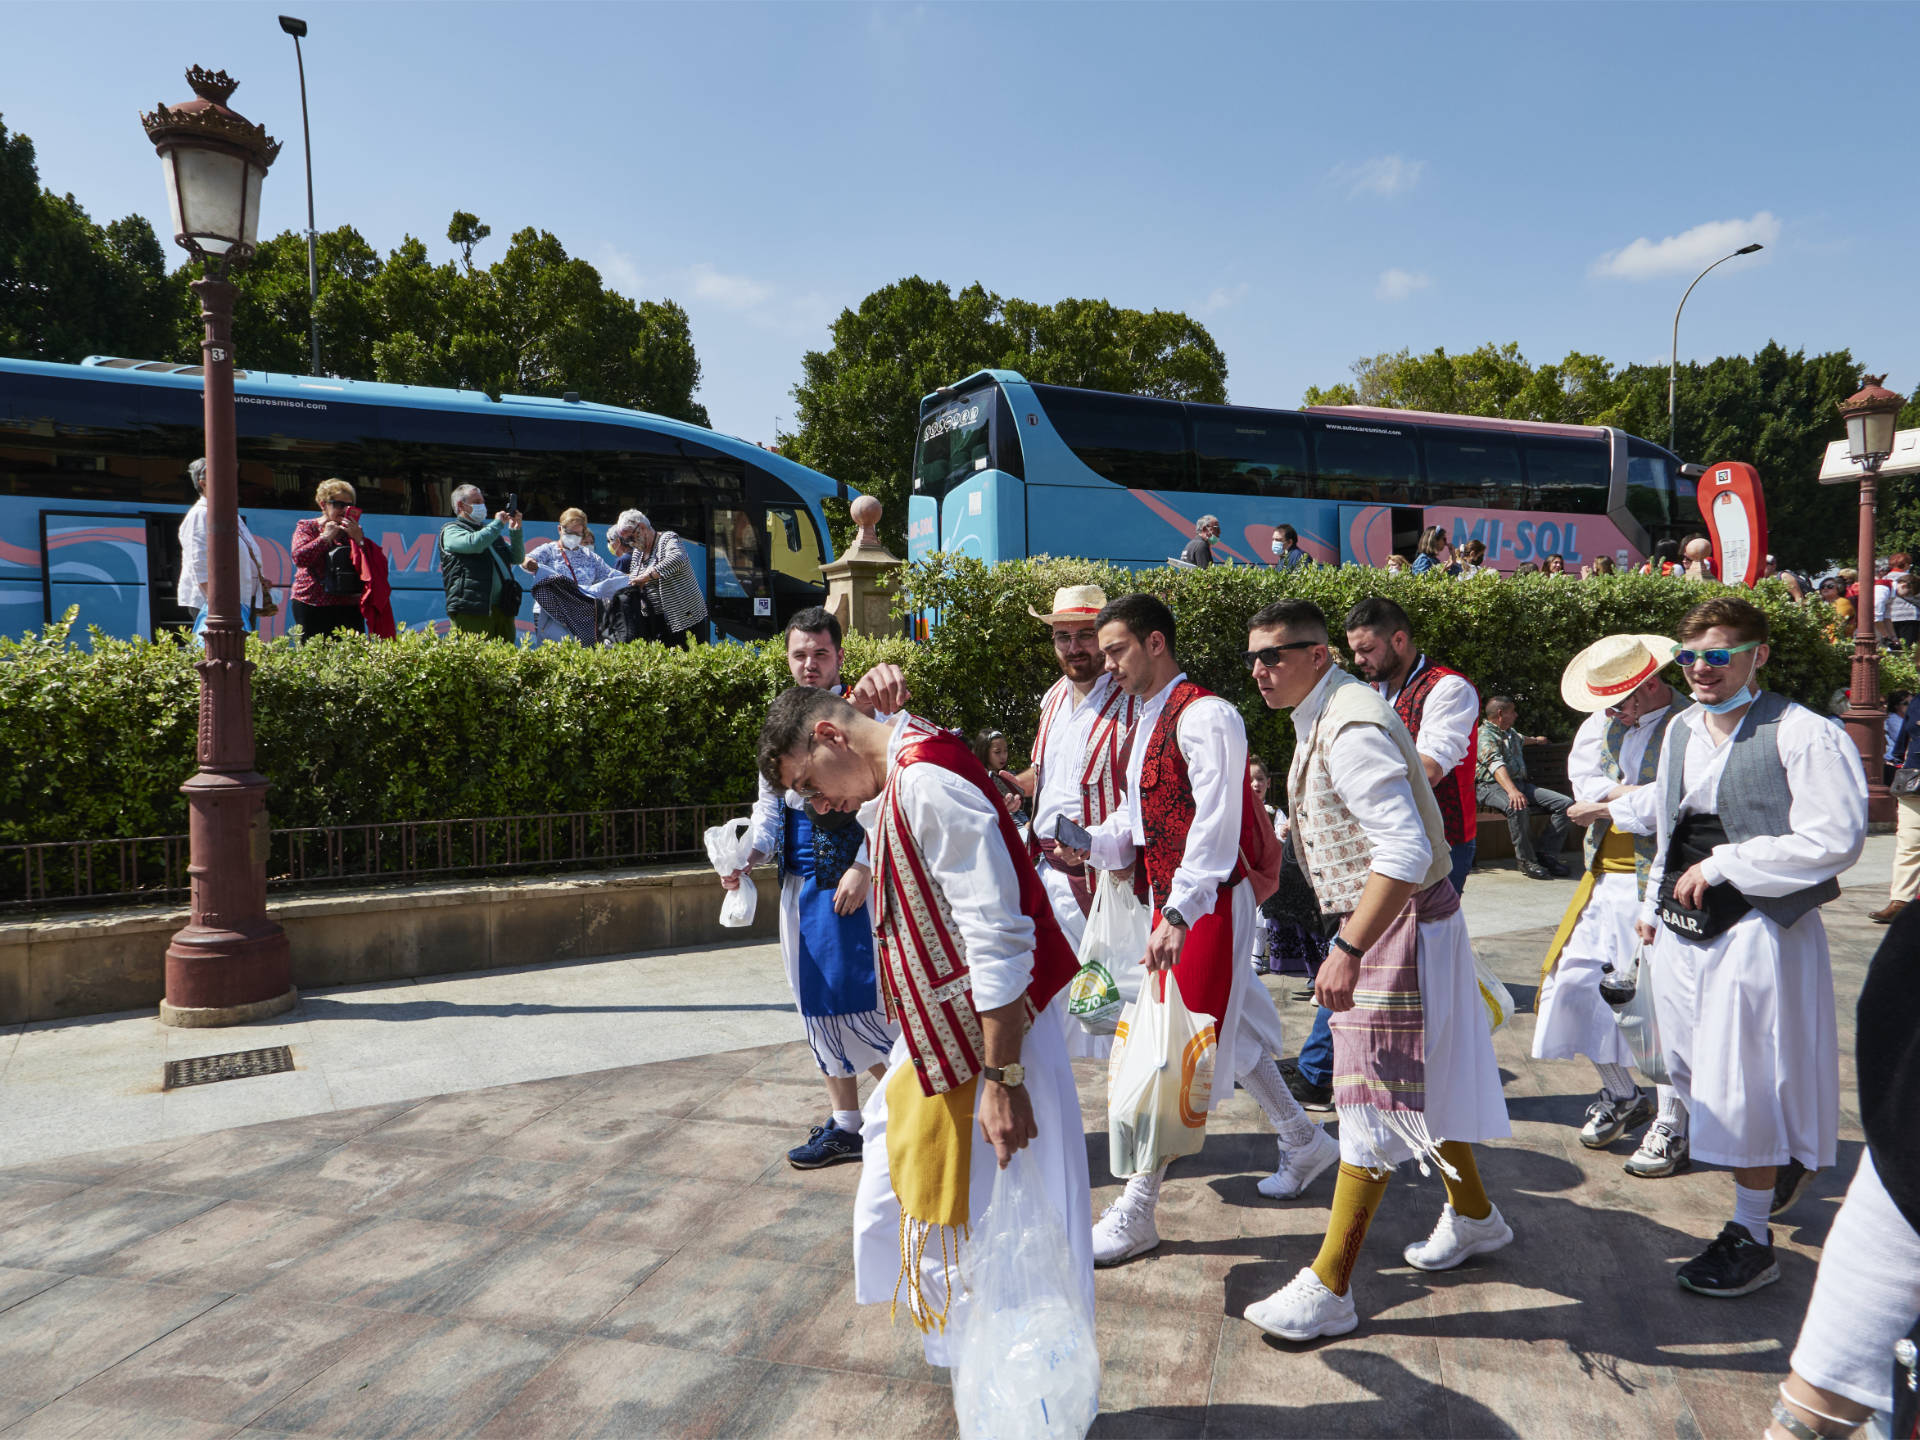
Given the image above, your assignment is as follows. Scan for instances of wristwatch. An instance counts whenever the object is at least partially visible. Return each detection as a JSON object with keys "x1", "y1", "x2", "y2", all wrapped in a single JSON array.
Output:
[
  {"x1": 982, "y1": 1063, "x2": 1025, "y2": 1088},
  {"x1": 1330, "y1": 933, "x2": 1365, "y2": 961},
  {"x1": 1162, "y1": 905, "x2": 1189, "y2": 930}
]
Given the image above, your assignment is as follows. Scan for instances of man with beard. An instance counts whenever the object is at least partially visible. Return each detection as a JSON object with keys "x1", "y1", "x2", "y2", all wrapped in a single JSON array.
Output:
[
  {"x1": 724, "y1": 607, "x2": 906, "y2": 1169},
  {"x1": 1239, "y1": 600, "x2": 1512, "y2": 1342},
  {"x1": 756, "y1": 686, "x2": 1091, "y2": 1363},
  {"x1": 1057, "y1": 594, "x2": 1333, "y2": 1267}
]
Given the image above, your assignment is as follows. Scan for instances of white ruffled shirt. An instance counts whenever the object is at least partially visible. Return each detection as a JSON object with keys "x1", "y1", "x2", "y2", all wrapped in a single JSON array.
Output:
[
  {"x1": 1288, "y1": 667, "x2": 1434, "y2": 885},
  {"x1": 1607, "y1": 698, "x2": 1867, "y2": 926},
  {"x1": 1376, "y1": 655, "x2": 1476, "y2": 775},
  {"x1": 1085, "y1": 672, "x2": 1244, "y2": 923}
]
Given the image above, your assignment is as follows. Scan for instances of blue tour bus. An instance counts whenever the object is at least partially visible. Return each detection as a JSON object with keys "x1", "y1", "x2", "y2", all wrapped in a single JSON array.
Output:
[
  {"x1": 906, "y1": 369, "x2": 1701, "y2": 578},
  {"x1": 0, "y1": 355, "x2": 841, "y2": 644}
]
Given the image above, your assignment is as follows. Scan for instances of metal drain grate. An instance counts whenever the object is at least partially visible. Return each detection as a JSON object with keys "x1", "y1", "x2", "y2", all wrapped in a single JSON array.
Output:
[{"x1": 164, "y1": 1046, "x2": 295, "y2": 1090}]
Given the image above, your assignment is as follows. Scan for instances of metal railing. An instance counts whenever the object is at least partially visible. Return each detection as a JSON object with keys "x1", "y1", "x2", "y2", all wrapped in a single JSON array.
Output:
[{"x1": 0, "y1": 804, "x2": 751, "y2": 913}]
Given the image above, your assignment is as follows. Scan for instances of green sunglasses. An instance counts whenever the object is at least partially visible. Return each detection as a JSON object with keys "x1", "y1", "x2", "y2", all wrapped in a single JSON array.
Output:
[{"x1": 1675, "y1": 640, "x2": 1759, "y2": 668}]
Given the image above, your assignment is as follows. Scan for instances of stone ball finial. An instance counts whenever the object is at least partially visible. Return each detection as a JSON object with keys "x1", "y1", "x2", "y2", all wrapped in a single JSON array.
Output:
[{"x1": 850, "y1": 494, "x2": 882, "y2": 547}]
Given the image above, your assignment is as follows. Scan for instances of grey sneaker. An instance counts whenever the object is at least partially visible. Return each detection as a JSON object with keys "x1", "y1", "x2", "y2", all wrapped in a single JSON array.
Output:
[
  {"x1": 1579, "y1": 1089, "x2": 1655, "y2": 1149},
  {"x1": 1625, "y1": 1121, "x2": 1690, "y2": 1178}
]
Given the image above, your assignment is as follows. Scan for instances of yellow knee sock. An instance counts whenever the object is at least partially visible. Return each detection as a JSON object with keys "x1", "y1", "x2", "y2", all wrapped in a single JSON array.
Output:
[
  {"x1": 1437, "y1": 1141, "x2": 1492, "y2": 1220},
  {"x1": 1310, "y1": 1163, "x2": 1390, "y2": 1297}
]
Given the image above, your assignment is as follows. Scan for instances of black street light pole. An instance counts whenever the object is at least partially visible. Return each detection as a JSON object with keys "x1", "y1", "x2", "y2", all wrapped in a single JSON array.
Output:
[
  {"x1": 278, "y1": 15, "x2": 320, "y2": 376},
  {"x1": 1668, "y1": 241, "x2": 1764, "y2": 455}
]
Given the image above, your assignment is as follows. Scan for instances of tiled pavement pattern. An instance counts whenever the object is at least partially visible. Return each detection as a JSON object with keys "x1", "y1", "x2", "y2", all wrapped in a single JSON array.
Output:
[{"x1": 0, "y1": 892, "x2": 1890, "y2": 1437}]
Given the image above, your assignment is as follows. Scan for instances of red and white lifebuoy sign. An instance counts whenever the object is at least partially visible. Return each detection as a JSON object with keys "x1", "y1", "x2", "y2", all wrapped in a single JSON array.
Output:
[{"x1": 1700, "y1": 459, "x2": 1769, "y2": 588}]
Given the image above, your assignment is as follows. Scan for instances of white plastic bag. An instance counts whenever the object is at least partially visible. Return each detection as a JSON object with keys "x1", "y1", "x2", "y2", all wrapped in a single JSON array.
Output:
[
  {"x1": 951, "y1": 1148, "x2": 1101, "y2": 1440},
  {"x1": 1064, "y1": 877, "x2": 1148, "y2": 1037},
  {"x1": 704, "y1": 818, "x2": 758, "y2": 928},
  {"x1": 1105, "y1": 972, "x2": 1215, "y2": 1179},
  {"x1": 1605, "y1": 945, "x2": 1670, "y2": 1085},
  {"x1": 1475, "y1": 953, "x2": 1515, "y2": 1033}
]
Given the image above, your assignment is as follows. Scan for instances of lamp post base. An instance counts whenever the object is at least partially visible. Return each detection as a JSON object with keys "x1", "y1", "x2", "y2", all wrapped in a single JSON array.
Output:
[
  {"x1": 160, "y1": 987, "x2": 299, "y2": 1029},
  {"x1": 162, "y1": 920, "x2": 294, "y2": 1026}
]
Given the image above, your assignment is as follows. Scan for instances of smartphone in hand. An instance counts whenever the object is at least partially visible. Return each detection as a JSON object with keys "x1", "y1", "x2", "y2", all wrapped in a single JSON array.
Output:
[{"x1": 1053, "y1": 815, "x2": 1093, "y2": 853}]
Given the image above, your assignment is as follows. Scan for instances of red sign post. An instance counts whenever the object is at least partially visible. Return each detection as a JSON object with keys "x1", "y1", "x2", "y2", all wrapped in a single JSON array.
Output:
[{"x1": 1699, "y1": 460, "x2": 1769, "y2": 587}]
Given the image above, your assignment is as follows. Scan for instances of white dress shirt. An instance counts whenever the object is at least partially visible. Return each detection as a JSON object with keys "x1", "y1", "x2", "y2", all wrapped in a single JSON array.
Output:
[
  {"x1": 1377, "y1": 655, "x2": 1476, "y2": 775},
  {"x1": 1566, "y1": 702, "x2": 1673, "y2": 805},
  {"x1": 1288, "y1": 667, "x2": 1434, "y2": 885},
  {"x1": 1608, "y1": 698, "x2": 1867, "y2": 925},
  {"x1": 1085, "y1": 672, "x2": 1245, "y2": 923},
  {"x1": 1031, "y1": 672, "x2": 1122, "y2": 844},
  {"x1": 176, "y1": 499, "x2": 265, "y2": 611},
  {"x1": 880, "y1": 716, "x2": 1035, "y2": 1011}
]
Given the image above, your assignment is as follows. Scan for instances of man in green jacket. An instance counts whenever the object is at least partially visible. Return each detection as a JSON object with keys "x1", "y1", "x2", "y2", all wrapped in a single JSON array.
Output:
[{"x1": 441, "y1": 485, "x2": 526, "y2": 640}]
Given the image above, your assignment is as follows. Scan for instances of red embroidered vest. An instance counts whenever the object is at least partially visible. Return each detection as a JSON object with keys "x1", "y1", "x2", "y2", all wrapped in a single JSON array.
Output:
[
  {"x1": 874, "y1": 718, "x2": 1080, "y2": 1096},
  {"x1": 1393, "y1": 658, "x2": 1478, "y2": 846},
  {"x1": 1137, "y1": 681, "x2": 1249, "y2": 911}
]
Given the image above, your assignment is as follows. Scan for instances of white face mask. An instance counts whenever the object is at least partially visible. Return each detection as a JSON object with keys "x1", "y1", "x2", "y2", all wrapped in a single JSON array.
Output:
[
  {"x1": 466, "y1": 500, "x2": 487, "y2": 522},
  {"x1": 1271, "y1": 537, "x2": 1284, "y2": 555},
  {"x1": 561, "y1": 533, "x2": 583, "y2": 551}
]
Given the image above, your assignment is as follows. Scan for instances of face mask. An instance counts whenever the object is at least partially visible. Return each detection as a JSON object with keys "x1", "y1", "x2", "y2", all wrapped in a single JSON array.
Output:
[
  {"x1": 561, "y1": 533, "x2": 583, "y2": 551},
  {"x1": 1696, "y1": 685, "x2": 1756, "y2": 715},
  {"x1": 467, "y1": 503, "x2": 487, "y2": 523},
  {"x1": 1270, "y1": 538, "x2": 1283, "y2": 555}
]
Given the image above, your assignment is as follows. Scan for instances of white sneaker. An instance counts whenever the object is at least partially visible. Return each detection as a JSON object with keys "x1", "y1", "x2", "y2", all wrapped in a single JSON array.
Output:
[
  {"x1": 1257, "y1": 1126, "x2": 1339, "y2": 1200},
  {"x1": 1244, "y1": 1266, "x2": 1359, "y2": 1342},
  {"x1": 1091, "y1": 1195, "x2": 1160, "y2": 1267},
  {"x1": 1403, "y1": 1203, "x2": 1514, "y2": 1272}
]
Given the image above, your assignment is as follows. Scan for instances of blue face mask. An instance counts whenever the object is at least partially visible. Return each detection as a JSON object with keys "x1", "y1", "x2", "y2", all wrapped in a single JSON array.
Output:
[{"x1": 1695, "y1": 684, "x2": 1756, "y2": 714}]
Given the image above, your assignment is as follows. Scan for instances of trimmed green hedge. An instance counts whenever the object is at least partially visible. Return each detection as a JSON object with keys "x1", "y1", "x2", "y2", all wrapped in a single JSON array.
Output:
[{"x1": 1, "y1": 564, "x2": 1902, "y2": 846}]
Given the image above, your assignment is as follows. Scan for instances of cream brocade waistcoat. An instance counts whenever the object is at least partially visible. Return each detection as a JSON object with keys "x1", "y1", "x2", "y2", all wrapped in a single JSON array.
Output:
[{"x1": 1289, "y1": 669, "x2": 1452, "y2": 916}]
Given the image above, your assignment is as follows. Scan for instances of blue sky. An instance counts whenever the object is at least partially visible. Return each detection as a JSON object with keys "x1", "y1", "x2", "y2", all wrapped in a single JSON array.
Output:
[{"x1": 8, "y1": 2, "x2": 1917, "y2": 451}]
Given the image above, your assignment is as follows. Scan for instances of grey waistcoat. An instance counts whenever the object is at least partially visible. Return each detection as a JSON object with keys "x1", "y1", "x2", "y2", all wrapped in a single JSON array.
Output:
[{"x1": 1661, "y1": 690, "x2": 1839, "y2": 929}]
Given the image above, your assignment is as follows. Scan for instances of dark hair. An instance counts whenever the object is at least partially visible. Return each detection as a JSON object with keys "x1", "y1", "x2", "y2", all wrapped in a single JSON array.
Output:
[
  {"x1": 1676, "y1": 596, "x2": 1770, "y2": 647},
  {"x1": 1343, "y1": 595, "x2": 1413, "y2": 641},
  {"x1": 1514, "y1": 561, "x2": 1540, "y2": 576},
  {"x1": 1247, "y1": 755, "x2": 1270, "y2": 778},
  {"x1": 1096, "y1": 593, "x2": 1175, "y2": 652},
  {"x1": 783, "y1": 606, "x2": 842, "y2": 648},
  {"x1": 1248, "y1": 599, "x2": 1328, "y2": 641},
  {"x1": 1593, "y1": 556, "x2": 1617, "y2": 575},
  {"x1": 1485, "y1": 694, "x2": 1515, "y2": 717},
  {"x1": 971, "y1": 728, "x2": 1007, "y2": 768},
  {"x1": 1460, "y1": 539, "x2": 1488, "y2": 564},
  {"x1": 757, "y1": 686, "x2": 854, "y2": 790},
  {"x1": 1275, "y1": 524, "x2": 1298, "y2": 545},
  {"x1": 1652, "y1": 539, "x2": 1681, "y2": 563},
  {"x1": 1545, "y1": 553, "x2": 1566, "y2": 568}
]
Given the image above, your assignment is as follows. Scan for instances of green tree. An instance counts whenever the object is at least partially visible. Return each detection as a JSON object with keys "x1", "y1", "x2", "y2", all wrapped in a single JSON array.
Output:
[{"x1": 788, "y1": 278, "x2": 1228, "y2": 549}]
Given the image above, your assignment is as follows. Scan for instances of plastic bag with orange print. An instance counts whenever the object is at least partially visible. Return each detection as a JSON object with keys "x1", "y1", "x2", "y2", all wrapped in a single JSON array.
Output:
[{"x1": 1105, "y1": 970, "x2": 1216, "y2": 1178}]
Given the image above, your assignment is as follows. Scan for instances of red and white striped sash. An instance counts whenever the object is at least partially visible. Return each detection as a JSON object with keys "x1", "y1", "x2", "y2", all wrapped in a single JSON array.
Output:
[{"x1": 1033, "y1": 676, "x2": 1137, "y2": 826}]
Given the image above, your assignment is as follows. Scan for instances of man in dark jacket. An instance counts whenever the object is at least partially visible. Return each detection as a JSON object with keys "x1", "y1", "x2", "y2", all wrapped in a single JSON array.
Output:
[{"x1": 441, "y1": 485, "x2": 525, "y2": 640}]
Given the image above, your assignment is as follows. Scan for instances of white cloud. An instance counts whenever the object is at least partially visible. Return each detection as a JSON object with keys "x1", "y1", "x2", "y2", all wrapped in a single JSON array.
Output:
[
  {"x1": 596, "y1": 244, "x2": 646, "y2": 297},
  {"x1": 687, "y1": 262, "x2": 775, "y2": 310},
  {"x1": 1376, "y1": 268, "x2": 1431, "y2": 302},
  {"x1": 1333, "y1": 155, "x2": 1425, "y2": 199},
  {"x1": 1203, "y1": 283, "x2": 1250, "y2": 314},
  {"x1": 1591, "y1": 211, "x2": 1781, "y2": 280}
]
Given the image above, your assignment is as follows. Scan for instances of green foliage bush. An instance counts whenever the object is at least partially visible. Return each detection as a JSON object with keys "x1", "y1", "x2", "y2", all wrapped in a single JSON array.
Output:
[{"x1": 0, "y1": 565, "x2": 1868, "y2": 845}]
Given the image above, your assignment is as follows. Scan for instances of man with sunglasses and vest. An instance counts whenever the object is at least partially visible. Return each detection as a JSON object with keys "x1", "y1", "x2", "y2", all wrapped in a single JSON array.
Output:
[
  {"x1": 1602, "y1": 598, "x2": 1866, "y2": 1299},
  {"x1": 1542, "y1": 635, "x2": 1689, "y2": 1169},
  {"x1": 1239, "y1": 599, "x2": 1512, "y2": 1343},
  {"x1": 756, "y1": 685, "x2": 1091, "y2": 1363},
  {"x1": 1057, "y1": 593, "x2": 1331, "y2": 1269}
]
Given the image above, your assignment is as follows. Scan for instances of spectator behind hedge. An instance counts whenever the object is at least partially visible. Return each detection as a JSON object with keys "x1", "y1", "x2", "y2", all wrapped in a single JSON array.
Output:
[
  {"x1": 607, "y1": 508, "x2": 707, "y2": 647},
  {"x1": 440, "y1": 483, "x2": 526, "y2": 641},
  {"x1": 177, "y1": 456, "x2": 274, "y2": 642},
  {"x1": 1412, "y1": 525, "x2": 1459, "y2": 576},
  {"x1": 1543, "y1": 553, "x2": 1568, "y2": 577},
  {"x1": 1457, "y1": 538, "x2": 1489, "y2": 577},
  {"x1": 288, "y1": 478, "x2": 369, "y2": 641},
  {"x1": 522, "y1": 507, "x2": 632, "y2": 646}
]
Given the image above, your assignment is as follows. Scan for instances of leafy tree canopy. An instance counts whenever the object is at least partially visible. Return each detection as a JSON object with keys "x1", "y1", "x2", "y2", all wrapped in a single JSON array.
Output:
[{"x1": 786, "y1": 277, "x2": 1227, "y2": 549}]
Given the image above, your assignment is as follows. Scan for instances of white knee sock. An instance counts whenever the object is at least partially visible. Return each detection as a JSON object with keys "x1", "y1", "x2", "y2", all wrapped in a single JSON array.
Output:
[
  {"x1": 1656, "y1": 1087, "x2": 1688, "y2": 1134},
  {"x1": 1733, "y1": 1183, "x2": 1772, "y2": 1245},
  {"x1": 1239, "y1": 1054, "x2": 1319, "y2": 1148},
  {"x1": 832, "y1": 1108, "x2": 863, "y2": 1136},
  {"x1": 1594, "y1": 1062, "x2": 1639, "y2": 1102},
  {"x1": 1123, "y1": 1164, "x2": 1168, "y2": 1210}
]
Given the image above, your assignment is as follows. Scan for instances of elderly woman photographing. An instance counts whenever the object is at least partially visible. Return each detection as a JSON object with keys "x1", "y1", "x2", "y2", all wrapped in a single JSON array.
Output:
[
  {"x1": 606, "y1": 508, "x2": 708, "y2": 647},
  {"x1": 521, "y1": 508, "x2": 635, "y2": 645}
]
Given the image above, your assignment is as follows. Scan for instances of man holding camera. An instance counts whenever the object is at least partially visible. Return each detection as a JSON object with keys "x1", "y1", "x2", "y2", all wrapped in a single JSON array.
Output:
[{"x1": 440, "y1": 484, "x2": 525, "y2": 640}]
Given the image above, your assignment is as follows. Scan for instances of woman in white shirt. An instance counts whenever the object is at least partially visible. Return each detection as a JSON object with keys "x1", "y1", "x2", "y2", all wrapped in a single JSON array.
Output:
[
  {"x1": 175, "y1": 458, "x2": 274, "y2": 641},
  {"x1": 520, "y1": 508, "x2": 632, "y2": 645}
]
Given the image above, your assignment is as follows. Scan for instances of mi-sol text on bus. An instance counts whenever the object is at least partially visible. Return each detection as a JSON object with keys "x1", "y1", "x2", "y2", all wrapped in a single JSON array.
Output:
[
  {"x1": 906, "y1": 369, "x2": 1703, "y2": 575},
  {"x1": 0, "y1": 355, "x2": 843, "y2": 644}
]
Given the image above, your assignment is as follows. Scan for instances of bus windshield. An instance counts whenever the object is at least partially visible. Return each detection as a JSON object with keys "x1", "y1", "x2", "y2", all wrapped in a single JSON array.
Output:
[{"x1": 915, "y1": 393, "x2": 993, "y2": 497}]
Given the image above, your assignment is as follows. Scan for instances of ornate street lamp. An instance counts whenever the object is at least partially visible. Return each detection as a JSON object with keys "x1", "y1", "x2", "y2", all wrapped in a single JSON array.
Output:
[
  {"x1": 143, "y1": 67, "x2": 295, "y2": 1025},
  {"x1": 1836, "y1": 373, "x2": 1905, "y2": 827}
]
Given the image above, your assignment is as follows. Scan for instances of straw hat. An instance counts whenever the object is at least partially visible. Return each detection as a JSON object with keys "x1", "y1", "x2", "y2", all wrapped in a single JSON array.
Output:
[
  {"x1": 1028, "y1": 584, "x2": 1108, "y2": 625},
  {"x1": 1560, "y1": 633, "x2": 1681, "y2": 712}
]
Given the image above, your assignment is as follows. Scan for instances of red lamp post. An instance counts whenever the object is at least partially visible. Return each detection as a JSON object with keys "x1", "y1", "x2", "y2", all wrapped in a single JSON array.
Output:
[
  {"x1": 142, "y1": 68, "x2": 296, "y2": 1025},
  {"x1": 1836, "y1": 374, "x2": 1904, "y2": 828}
]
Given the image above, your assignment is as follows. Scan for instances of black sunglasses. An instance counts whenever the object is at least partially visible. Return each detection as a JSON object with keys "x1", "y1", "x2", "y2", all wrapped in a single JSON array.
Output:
[{"x1": 1242, "y1": 640, "x2": 1320, "y2": 671}]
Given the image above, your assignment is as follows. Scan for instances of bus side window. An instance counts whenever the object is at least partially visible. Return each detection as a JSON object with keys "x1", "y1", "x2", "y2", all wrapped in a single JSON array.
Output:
[
  {"x1": 1521, "y1": 439, "x2": 1609, "y2": 513},
  {"x1": 1423, "y1": 435, "x2": 1523, "y2": 510},
  {"x1": 1030, "y1": 385, "x2": 1191, "y2": 490},
  {"x1": 1309, "y1": 421, "x2": 1419, "y2": 505}
]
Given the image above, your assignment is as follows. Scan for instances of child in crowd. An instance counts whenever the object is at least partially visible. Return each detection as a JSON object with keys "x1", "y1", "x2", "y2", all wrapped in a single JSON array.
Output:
[{"x1": 973, "y1": 728, "x2": 1031, "y2": 827}]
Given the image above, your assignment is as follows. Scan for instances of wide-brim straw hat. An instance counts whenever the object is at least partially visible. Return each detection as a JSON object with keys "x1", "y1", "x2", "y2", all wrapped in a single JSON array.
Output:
[
  {"x1": 1029, "y1": 585, "x2": 1108, "y2": 625},
  {"x1": 1560, "y1": 633, "x2": 1682, "y2": 712}
]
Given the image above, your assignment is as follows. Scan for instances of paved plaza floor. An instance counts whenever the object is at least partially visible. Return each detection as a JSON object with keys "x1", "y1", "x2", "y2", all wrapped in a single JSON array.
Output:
[{"x1": 0, "y1": 840, "x2": 1899, "y2": 1438}]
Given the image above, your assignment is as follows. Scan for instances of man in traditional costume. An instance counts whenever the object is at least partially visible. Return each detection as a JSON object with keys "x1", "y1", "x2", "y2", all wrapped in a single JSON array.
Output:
[
  {"x1": 1538, "y1": 634, "x2": 1687, "y2": 1166},
  {"x1": 1060, "y1": 593, "x2": 1333, "y2": 1268},
  {"x1": 1239, "y1": 600, "x2": 1513, "y2": 1343},
  {"x1": 755, "y1": 686, "x2": 1091, "y2": 1363},
  {"x1": 727, "y1": 607, "x2": 902, "y2": 1169},
  {"x1": 1283, "y1": 595, "x2": 1481, "y2": 1113},
  {"x1": 1601, "y1": 598, "x2": 1865, "y2": 1298}
]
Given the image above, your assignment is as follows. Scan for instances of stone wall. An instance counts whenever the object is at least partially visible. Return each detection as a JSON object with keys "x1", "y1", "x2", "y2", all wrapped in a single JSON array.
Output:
[{"x1": 0, "y1": 863, "x2": 780, "y2": 1025}]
